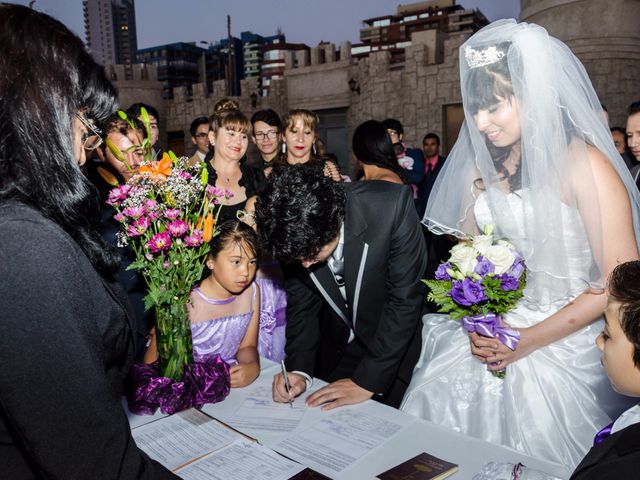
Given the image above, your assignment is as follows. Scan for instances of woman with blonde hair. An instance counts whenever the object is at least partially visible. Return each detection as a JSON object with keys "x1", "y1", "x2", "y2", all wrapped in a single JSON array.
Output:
[{"x1": 280, "y1": 109, "x2": 341, "y2": 181}]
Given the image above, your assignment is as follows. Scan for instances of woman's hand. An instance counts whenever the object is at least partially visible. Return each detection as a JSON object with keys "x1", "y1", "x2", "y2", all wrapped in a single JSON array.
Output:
[
  {"x1": 468, "y1": 327, "x2": 540, "y2": 370},
  {"x1": 229, "y1": 361, "x2": 260, "y2": 388}
]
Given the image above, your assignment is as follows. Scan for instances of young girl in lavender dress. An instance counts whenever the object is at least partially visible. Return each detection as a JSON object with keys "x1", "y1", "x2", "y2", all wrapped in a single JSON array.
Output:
[{"x1": 146, "y1": 220, "x2": 261, "y2": 388}]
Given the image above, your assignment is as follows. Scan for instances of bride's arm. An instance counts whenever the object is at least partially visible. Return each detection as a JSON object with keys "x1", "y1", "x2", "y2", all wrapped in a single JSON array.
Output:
[{"x1": 472, "y1": 146, "x2": 639, "y2": 369}]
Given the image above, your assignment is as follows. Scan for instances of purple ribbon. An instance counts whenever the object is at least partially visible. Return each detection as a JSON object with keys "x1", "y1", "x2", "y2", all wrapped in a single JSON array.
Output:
[
  {"x1": 126, "y1": 355, "x2": 231, "y2": 415},
  {"x1": 462, "y1": 313, "x2": 521, "y2": 351},
  {"x1": 593, "y1": 421, "x2": 614, "y2": 445}
]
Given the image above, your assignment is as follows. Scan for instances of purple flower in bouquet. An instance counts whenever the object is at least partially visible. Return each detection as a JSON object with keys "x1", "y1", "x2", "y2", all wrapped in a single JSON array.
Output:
[
  {"x1": 146, "y1": 231, "x2": 172, "y2": 253},
  {"x1": 123, "y1": 206, "x2": 145, "y2": 218},
  {"x1": 166, "y1": 219, "x2": 190, "y2": 238},
  {"x1": 435, "y1": 262, "x2": 453, "y2": 281},
  {"x1": 510, "y1": 258, "x2": 525, "y2": 279},
  {"x1": 474, "y1": 256, "x2": 495, "y2": 278},
  {"x1": 184, "y1": 230, "x2": 203, "y2": 247},
  {"x1": 498, "y1": 274, "x2": 520, "y2": 291},
  {"x1": 106, "y1": 184, "x2": 132, "y2": 206},
  {"x1": 205, "y1": 185, "x2": 225, "y2": 199},
  {"x1": 177, "y1": 171, "x2": 192, "y2": 180},
  {"x1": 147, "y1": 210, "x2": 161, "y2": 221},
  {"x1": 451, "y1": 278, "x2": 488, "y2": 306},
  {"x1": 113, "y1": 212, "x2": 126, "y2": 223},
  {"x1": 127, "y1": 216, "x2": 151, "y2": 237},
  {"x1": 164, "y1": 208, "x2": 181, "y2": 220}
]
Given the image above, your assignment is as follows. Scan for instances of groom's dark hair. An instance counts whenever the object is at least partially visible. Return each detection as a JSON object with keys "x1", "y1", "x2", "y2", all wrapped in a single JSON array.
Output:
[
  {"x1": 255, "y1": 164, "x2": 345, "y2": 263},
  {"x1": 608, "y1": 261, "x2": 640, "y2": 366}
]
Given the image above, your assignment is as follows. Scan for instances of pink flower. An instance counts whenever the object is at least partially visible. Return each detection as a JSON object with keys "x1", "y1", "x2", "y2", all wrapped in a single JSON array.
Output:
[
  {"x1": 166, "y1": 220, "x2": 189, "y2": 237},
  {"x1": 178, "y1": 171, "x2": 192, "y2": 180},
  {"x1": 144, "y1": 199, "x2": 159, "y2": 210},
  {"x1": 106, "y1": 185, "x2": 132, "y2": 206},
  {"x1": 206, "y1": 185, "x2": 225, "y2": 199},
  {"x1": 224, "y1": 189, "x2": 234, "y2": 199},
  {"x1": 123, "y1": 206, "x2": 145, "y2": 218},
  {"x1": 184, "y1": 230, "x2": 203, "y2": 247},
  {"x1": 113, "y1": 213, "x2": 126, "y2": 223},
  {"x1": 146, "y1": 232, "x2": 172, "y2": 253},
  {"x1": 127, "y1": 217, "x2": 151, "y2": 237},
  {"x1": 164, "y1": 208, "x2": 181, "y2": 220},
  {"x1": 147, "y1": 211, "x2": 161, "y2": 221},
  {"x1": 163, "y1": 260, "x2": 171, "y2": 269},
  {"x1": 145, "y1": 253, "x2": 154, "y2": 261}
]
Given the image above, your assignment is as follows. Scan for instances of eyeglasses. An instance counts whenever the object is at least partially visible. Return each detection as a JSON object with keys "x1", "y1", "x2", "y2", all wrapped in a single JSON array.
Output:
[
  {"x1": 194, "y1": 132, "x2": 209, "y2": 139},
  {"x1": 236, "y1": 209, "x2": 256, "y2": 227},
  {"x1": 76, "y1": 113, "x2": 104, "y2": 151},
  {"x1": 254, "y1": 130, "x2": 278, "y2": 141}
]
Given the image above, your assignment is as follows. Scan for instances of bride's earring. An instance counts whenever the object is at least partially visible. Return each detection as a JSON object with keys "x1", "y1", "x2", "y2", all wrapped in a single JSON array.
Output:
[{"x1": 282, "y1": 143, "x2": 287, "y2": 154}]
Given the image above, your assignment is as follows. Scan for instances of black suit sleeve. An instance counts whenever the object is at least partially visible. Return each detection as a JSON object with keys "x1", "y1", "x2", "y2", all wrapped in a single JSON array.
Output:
[{"x1": 352, "y1": 186, "x2": 427, "y2": 394}]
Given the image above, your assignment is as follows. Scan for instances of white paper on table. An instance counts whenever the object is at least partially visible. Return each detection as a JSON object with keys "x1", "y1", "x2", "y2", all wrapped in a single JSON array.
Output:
[
  {"x1": 223, "y1": 385, "x2": 307, "y2": 433},
  {"x1": 175, "y1": 438, "x2": 305, "y2": 480},
  {"x1": 131, "y1": 408, "x2": 240, "y2": 471},
  {"x1": 274, "y1": 403, "x2": 411, "y2": 476}
]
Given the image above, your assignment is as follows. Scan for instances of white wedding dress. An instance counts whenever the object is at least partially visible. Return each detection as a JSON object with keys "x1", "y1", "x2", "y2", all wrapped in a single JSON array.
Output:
[{"x1": 401, "y1": 192, "x2": 633, "y2": 470}]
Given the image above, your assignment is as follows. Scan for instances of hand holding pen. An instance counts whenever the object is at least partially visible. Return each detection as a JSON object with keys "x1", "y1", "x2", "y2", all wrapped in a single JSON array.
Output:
[{"x1": 280, "y1": 360, "x2": 294, "y2": 408}]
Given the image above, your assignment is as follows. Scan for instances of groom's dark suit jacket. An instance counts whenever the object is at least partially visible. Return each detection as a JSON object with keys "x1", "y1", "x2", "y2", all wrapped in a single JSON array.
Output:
[
  {"x1": 284, "y1": 181, "x2": 427, "y2": 407},
  {"x1": 570, "y1": 423, "x2": 640, "y2": 479}
]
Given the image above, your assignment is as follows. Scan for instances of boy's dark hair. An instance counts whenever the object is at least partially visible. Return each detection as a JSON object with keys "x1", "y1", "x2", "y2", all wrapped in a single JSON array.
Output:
[
  {"x1": 209, "y1": 220, "x2": 259, "y2": 260},
  {"x1": 255, "y1": 164, "x2": 345, "y2": 262},
  {"x1": 381, "y1": 118, "x2": 404, "y2": 136},
  {"x1": 628, "y1": 101, "x2": 640, "y2": 116},
  {"x1": 127, "y1": 102, "x2": 159, "y2": 122},
  {"x1": 423, "y1": 133, "x2": 441, "y2": 145},
  {"x1": 608, "y1": 261, "x2": 640, "y2": 366},
  {"x1": 190, "y1": 116, "x2": 209, "y2": 137},
  {"x1": 610, "y1": 126, "x2": 626, "y2": 136},
  {"x1": 250, "y1": 109, "x2": 282, "y2": 132}
]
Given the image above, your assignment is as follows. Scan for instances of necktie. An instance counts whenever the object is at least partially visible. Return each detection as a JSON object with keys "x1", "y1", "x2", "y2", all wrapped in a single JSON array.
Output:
[{"x1": 593, "y1": 422, "x2": 613, "y2": 445}]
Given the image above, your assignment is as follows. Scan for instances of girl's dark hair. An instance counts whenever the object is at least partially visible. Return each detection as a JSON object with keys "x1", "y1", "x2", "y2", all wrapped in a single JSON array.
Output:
[
  {"x1": 208, "y1": 220, "x2": 259, "y2": 260},
  {"x1": 352, "y1": 120, "x2": 407, "y2": 184},
  {"x1": 465, "y1": 42, "x2": 522, "y2": 191},
  {"x1": 0, "y1": 4, "x2": 119, "y2": 276},
  {"x1": 607, "y1": 261, "x2": 640, "y2": 367}
]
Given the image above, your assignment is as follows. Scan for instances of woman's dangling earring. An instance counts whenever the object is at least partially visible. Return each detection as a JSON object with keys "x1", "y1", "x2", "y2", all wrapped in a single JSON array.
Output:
[
  {"x1": 313, "y1": 144, "x2": 317, "y2": 155},
  {"x1": 281, "y1": 143, "x2": 287, "y2": 154}
]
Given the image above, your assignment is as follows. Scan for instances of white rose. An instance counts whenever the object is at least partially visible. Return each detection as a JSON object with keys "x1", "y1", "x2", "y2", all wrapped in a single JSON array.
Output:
[
  {"x1": 497, "y1": 239, "x2": 516, "y2": 250},
  {"x1": 449, "y1": 244, "x2": 478, "y2": 275},
  {"x1": 484, "y1": 245, "x2": 516, "y2": 274},
  {"x1": 472, "y1": 234, "x2": 493, "y2": 255}
]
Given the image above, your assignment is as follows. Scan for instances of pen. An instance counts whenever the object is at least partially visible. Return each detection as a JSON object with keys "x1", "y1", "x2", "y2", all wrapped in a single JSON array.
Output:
[{"x1": 280, "y1": 360, "x2": 294, "y2": 408}]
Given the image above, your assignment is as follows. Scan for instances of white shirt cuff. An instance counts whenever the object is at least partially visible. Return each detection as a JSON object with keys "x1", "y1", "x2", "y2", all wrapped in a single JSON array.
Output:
[{"x1": 291, "y1": 370, "x2": 313, "y2": 389}]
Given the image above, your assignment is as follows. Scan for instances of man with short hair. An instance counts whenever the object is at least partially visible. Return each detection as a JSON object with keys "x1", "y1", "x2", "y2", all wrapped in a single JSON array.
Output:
[
  {"x1": 611, "y1": 126, "x2": 634, "y2": 170},
  {"x1": 256, "y1": 165, "x2": 426, "y2": 409},
  {"x1": 188, "y1": 116, "x2": 210, "y2": 166},
  {"x1": 251, "y1": 109, "x2": 282, "y2": 174},
  {"x1": 127, "y1": 102, "x2": 161, "y2": 160}
]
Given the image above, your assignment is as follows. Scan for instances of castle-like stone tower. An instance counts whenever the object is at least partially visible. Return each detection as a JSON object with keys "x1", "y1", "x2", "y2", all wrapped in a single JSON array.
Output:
[{"x1": 521, "y1": 0, "x2": 640, "y2": 126}]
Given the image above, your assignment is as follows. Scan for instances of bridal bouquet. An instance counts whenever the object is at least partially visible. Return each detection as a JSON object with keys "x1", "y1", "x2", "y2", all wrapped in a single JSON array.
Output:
[
  {"x1": 105, "y1": 108, "x2": 232, "y2": 413},
  {"x1": 425, "y1": 226, "x2": 526, "y2": 377}
]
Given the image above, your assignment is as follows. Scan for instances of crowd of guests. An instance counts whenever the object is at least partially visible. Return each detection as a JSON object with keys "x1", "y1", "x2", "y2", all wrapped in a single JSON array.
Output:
[{"x1": 2, "y1": 4, "x2": 640, "y2": 479}]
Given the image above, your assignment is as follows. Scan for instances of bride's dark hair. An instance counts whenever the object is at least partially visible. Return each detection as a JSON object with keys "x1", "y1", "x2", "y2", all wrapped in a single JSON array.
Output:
[
  {"x1": 465, "y1": 42, "x2": 522, "y2": 192},
  {"x1": 0, "y1": 4, "x2": 119, "y2": 277}
]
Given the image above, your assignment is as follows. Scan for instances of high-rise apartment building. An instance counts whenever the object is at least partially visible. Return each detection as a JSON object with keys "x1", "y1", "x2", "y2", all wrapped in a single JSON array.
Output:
[{"x1": 83, "y1": 0, "x2": 137, "y2": 70}]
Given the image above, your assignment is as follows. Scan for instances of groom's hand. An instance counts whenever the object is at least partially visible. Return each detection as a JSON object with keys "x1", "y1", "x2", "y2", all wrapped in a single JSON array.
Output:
[
  {"x1": 305, "y1": 378, "x2": 373, "y2": 411},
  {"x1": 272, "y1": 372, "x2": 307, "y2": 403}
]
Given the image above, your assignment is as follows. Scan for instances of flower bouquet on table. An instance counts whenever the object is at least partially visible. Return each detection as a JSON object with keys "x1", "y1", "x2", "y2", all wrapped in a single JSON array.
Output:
[
  {"x1": 105, "y1": 108, "x2": 233, "y2": 414},
  {"x1": 424, "y1": 225, "x2": 526, "y2": 378}
]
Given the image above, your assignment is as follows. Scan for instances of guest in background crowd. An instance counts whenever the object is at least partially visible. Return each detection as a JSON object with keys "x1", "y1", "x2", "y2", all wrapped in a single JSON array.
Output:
[
  {"x1": 188, "y1": 116, "x2": 210, "y2": 166},
  {"x1": 127, "y1": 102, "x2": 162, "y2": 160},
  {"x1": 571, "y1": 261, "x2": 640, "y2": 479},
  {"x1": 352, "y1": 120, "x2": 407, "y2": 185},
  {"x1": 85, "y1": 113, "x2": 152, "y2": 361},
  {"x1": 251, "y1": 108, "x2": 282, "y2": 176},
  {"x1": 382, "y1": 118, "x2": 425, "y2": 208},
  {"x1": 258, "y1": 165, "x2": 426, "y2": 409},
  {"x1": 611, "y1": 126, "x2": 635, "y2": 170},
  {"x1": 281, "y1": 109, "x2": 342, "y2": 181},
  {"x1": 204, "y1": 99, "x2": 265, "y2": 222},
  {"x1": 627, "y1": 101, "x2": 640, "y2": 187},
  {"x1": 0, "y1": 5, "x2": 177, "y2": 477}
]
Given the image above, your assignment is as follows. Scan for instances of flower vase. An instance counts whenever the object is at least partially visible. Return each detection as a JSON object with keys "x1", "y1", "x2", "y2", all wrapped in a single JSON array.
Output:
[{"x1": 155, "y1": 302, "x2": 193, "y2": 381}]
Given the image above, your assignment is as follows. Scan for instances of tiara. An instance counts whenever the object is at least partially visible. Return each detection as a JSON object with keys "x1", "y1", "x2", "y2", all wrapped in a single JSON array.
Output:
[{"x1": 464, "y1": 45, "x2": 505, "y2": 69}]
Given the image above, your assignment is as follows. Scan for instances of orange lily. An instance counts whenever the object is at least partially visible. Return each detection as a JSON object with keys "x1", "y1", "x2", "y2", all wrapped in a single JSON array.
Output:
[
  {"x1": 202, "y1": 213, "x2": 214, "y2": 242},
  {"x1": 139, "y1": 153, "x2": 173, "y2": 177}
]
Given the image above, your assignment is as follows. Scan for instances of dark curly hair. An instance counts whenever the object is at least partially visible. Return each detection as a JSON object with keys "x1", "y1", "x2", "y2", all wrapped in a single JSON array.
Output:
[
  {"x1": 607, "y1": 261, "x2": 640, "y2": 367},
  {"x1": 255, "y1": 164, "x2": 345, "y2": 262}
]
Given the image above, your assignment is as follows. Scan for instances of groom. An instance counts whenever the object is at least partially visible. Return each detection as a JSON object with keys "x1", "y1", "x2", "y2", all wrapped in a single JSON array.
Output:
[{"x1": 255, "y1": 165, "x2": 427, "y2": 409}]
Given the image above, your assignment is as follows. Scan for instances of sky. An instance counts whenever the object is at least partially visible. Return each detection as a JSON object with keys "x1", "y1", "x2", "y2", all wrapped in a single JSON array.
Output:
[{"x1": 16, "y1": 0, "x2": 520, "y2": 49}]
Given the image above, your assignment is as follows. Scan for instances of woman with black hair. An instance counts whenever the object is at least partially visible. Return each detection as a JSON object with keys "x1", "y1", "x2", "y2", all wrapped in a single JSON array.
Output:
[
  {"x1": 352, "y1": 120, "x2": 407, "y2": 185},
  {"x1": 0, "y1": 5, "x2": 176, "y2": 478}
]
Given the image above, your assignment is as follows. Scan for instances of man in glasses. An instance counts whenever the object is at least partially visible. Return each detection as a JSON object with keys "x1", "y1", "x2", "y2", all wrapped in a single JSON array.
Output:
[
  {"x1": 251, "y1": 109, "x2": 282, "y2": 175},
  {"x1": 188, "y1": 116, "x2": 210, "y2": 166}
]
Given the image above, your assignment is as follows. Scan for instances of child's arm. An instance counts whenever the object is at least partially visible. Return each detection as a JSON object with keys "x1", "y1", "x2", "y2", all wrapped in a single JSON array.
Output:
[
  {"x1": 143, "y1": 327, "x2": 158, "y2": 364},
  {"x1": 229, "y1": 283, "x2": 261, "y2": 387}
]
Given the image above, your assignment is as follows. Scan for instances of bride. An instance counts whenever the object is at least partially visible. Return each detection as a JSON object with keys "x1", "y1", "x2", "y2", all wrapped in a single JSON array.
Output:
[{"x1": 400, "y1": 20, "x2": 640, "y2": 469}]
